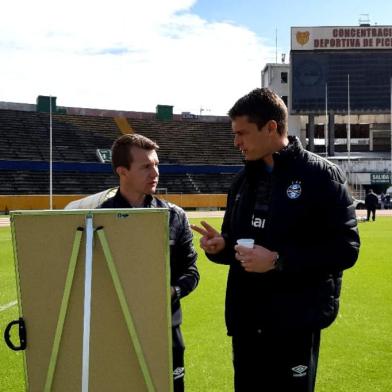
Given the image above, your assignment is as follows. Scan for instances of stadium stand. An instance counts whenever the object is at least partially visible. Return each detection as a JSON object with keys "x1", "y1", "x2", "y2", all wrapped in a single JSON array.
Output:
[
  {"x1": 0, "y1": 103, "x2": 243, "y2": 204},
  {"x1": 0, "y1": 170, "x2": 237, "y2": 195},
  {"x1": 0, "y1": 110, "x2": 118, "y2": 162},
  {"x1": 126, "y1": 118, "x2": 243, "y2": 165}
]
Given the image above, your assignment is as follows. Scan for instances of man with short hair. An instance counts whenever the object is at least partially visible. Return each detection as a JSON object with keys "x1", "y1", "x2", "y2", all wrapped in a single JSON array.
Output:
[
  {"x1": 192, "y1": 88, "x2": 360, "y2": 391},
  {"x1": 100, "y1": 133, "x2": 199, "y2": 392}
]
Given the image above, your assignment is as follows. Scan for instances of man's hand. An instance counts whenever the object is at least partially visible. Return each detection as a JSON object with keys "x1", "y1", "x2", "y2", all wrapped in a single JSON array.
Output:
[
  {"x1": 191, "y1": 221, "x2": 225, "y2": 254},
  {"x1": 234, "y1": 244, "x2": 277, "y2": 273}
]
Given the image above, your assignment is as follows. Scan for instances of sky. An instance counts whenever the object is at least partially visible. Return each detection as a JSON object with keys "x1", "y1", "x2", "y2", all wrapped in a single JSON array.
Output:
[{"x1": 1, "y1": 0, "x2": 392, "y2": 115}]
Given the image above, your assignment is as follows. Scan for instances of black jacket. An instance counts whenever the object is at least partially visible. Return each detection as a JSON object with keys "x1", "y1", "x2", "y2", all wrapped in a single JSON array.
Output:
[
  {"x1": 365, "y1": 192, "x2": 378, "y2": 209},
  {"x1": 100, "y1": 190, "x2": 199, "y2": 327},
  {"x1": 207, "y1": 137, "x2": 360, "y2": 335}
]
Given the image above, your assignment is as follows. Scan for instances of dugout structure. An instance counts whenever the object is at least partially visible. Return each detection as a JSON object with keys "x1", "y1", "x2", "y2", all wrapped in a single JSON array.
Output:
[{"x1": 7, "y1": 209, "x2": 172, "y2": 392}]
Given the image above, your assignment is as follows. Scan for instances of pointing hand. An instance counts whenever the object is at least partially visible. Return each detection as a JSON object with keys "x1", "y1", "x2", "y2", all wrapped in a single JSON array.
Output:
[{"x1": 191, "y1": 221, "x2": 225, "y2": 254}]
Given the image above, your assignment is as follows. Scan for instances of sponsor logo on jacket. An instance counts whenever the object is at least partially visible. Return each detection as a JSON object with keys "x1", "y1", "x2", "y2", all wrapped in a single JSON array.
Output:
[{"x1": 251, "y1": 214, "x2": 266, "y2": 228}]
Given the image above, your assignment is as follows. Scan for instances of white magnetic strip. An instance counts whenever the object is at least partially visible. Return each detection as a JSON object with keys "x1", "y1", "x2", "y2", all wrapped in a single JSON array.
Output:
[{"x1": 82, "y1": 216, "x2": 94, "y2": 392}]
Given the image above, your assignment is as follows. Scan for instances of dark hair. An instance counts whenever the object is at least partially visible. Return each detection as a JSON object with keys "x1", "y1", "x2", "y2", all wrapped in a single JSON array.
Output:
[
  {"x1": 228, "y1": 88, "x2": 288, "y2": 135},
  {"x1": 111, "y1": 133, "x2": 159, "y2": 170}
]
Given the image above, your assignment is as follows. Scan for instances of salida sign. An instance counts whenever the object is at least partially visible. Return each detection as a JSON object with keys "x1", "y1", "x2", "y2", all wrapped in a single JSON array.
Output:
[{"x1": 371, "y1": 173, "x2": 391, "y2": 184}]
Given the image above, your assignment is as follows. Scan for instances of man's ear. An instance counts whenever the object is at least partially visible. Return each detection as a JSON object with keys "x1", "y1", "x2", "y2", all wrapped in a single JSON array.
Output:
[
  {"x1": 267, "y1": 120, "x2": 278, "y2": 134},
  {"x1": 116, "y1": 166, "x2": 128, "y2": 177}
]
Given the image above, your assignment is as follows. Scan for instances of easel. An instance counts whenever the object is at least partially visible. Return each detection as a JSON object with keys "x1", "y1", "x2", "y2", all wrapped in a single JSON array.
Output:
[{"x1": 5, "y1": 210, "x2": 172, "y2": 392}]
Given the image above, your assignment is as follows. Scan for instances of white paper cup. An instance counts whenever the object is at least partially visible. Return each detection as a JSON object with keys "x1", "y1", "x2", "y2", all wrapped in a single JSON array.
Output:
[{"x1": 236, "y1": 238, "x2": 255, "y2": 248}]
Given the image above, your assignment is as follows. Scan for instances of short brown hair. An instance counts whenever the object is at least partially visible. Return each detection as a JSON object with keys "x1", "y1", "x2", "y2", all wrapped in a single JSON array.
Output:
[
  {"x1": 111, "y1": 133, "x2": 159, "y2": 170},
  {"x1": 228, "y1": 88, "x2": 288, "y2": 135}
]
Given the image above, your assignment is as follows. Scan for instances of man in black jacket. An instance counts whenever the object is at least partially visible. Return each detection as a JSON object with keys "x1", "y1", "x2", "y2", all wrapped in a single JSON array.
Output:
[
  {"x1": 365, "y1": 188, "x2": 379, "y2": 221},
  {"x1": 100, "y1": 133, "x2": 199, "y2": 392},
  {"x1": 192, "y1": 88, "x2": 360, "y2": 392}
]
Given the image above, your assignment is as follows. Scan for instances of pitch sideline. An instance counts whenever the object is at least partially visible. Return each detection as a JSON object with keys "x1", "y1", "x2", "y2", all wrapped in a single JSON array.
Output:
[{"x1": 0, "y1": 300, "x2": 17, "y2": 313}]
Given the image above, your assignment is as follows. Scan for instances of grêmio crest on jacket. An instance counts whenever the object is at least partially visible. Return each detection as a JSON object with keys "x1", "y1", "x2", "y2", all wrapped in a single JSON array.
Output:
[{"x1": 286, "y1": 181, "x2": 302, "y2": 200}]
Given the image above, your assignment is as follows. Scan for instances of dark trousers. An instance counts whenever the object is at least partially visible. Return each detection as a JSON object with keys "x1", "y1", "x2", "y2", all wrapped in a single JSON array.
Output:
[
  {"x1": 366, "y1": 208, "x2": 376, "y2": 221},
  {"x1": 232, "y1": 329, "x2": 321, "y2": 392},
  {"x1": 172, "y1": 326, "x2": 185, "y2": 392}
]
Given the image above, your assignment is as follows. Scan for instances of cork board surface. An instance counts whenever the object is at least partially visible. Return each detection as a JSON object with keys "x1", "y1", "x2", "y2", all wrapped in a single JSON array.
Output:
[{"x1": 11, "y1": 209, "x2": 171, "y2": 392}]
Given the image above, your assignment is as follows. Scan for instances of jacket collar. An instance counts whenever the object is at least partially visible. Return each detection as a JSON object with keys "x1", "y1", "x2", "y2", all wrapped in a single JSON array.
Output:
[
  {"x1": 113, "y1": 188, "x2": 155, "y2": 208},
  {"x1": 273, "y1": 136, "x2": 303, "y2": 165},
  {"x1": 243, "y1": 136, "x2": 303, "y2": 180}
]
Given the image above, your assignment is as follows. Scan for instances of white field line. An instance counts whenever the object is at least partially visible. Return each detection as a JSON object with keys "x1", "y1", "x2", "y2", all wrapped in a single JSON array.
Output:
[
  {"x1": 0, "y1": 218, "x2": 10, "y2": 227},
  {"x1": 0, "y1": 300, "x2": 17, "y2": 312}
]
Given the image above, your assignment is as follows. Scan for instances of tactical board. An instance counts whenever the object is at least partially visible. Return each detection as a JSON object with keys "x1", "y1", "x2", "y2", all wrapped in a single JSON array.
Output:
[{"x1": 8, "y1": 209, "x2": 172, "y2": 392}]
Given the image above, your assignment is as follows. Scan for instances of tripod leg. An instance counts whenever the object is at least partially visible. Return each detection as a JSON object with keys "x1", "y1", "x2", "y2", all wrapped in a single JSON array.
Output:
[{"x1": 44, "y1": 227, "x2": 84, "y2": 392}]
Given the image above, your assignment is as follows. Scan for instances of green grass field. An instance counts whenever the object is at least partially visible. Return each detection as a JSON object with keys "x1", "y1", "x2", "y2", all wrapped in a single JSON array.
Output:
[{"x1": 1, "y1": 217, "x2": 391, "y2": 391}]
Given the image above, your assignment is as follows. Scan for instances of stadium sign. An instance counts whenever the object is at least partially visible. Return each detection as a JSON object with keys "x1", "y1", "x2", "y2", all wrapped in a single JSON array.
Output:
[
  {"x1": 371, "y1": 173, "x2": 391, "y2": 184},
  {"x1": 291, "y1": 25, "x2": 392, "y2": 113},
  {"x1": 292, "y1": 26, "x2": 392, "y2": 50},
  {"x1": 96, "y1": 148, "x2": 112, "y2": 163}
]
